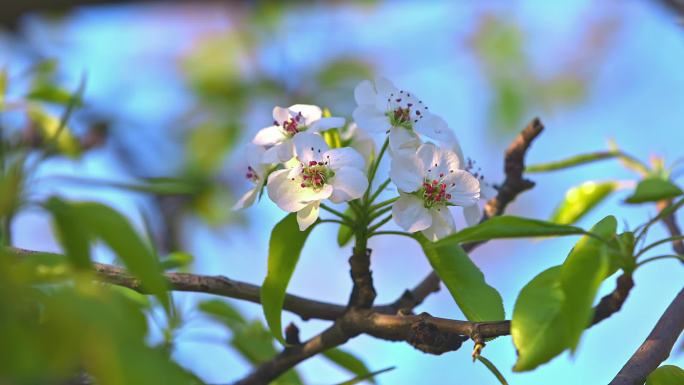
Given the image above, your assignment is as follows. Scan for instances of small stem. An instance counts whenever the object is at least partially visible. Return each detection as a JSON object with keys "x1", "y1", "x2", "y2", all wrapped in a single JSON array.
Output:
[
  {"x1": 318, "y1": 219, "x2": 353, "y2": 228},
  {"x1": 320, "y1": 203, "x2": 353, "y2": 223},
  {"x1": 636, "y1": 235, "x2": 684, "y2": 258},
  {"x1": 370, "y1": 197, "x2": 398, "y2": 213},
  {"x1": 369, "y1": 206, "x2": 393, "y2": 222},
  {"x1": 348, "y1": 200, "x2": 363, "y2": 217},
  {"x1": 635, "y1": 254, "x2": 684, "y2": 268},
  {"x1": 369, "y1": 178, "x2": 392, "y2": 203},
  {"x1": 368, "y1": 214, "x2": 393, "y2": 234},
  {"x1": 370, "y1": 230, "x2": 414, "y2": 239},
  {"x1": 364, "y1": 138, "x2": 389, "y2": 202}
]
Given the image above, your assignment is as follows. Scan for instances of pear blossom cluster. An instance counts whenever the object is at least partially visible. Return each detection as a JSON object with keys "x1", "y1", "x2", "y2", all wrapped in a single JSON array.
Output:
[{"x1": 234, "y1": 78, "x2": 493, "y2": 240}]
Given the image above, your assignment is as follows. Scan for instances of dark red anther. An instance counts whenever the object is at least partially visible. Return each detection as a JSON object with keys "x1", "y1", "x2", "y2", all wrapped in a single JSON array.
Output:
[{"x1": 309, "y1": 161, "x2": 318, "y2": 166}]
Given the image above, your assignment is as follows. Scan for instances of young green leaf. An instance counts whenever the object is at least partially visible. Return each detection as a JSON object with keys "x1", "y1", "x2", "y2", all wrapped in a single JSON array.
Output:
[
  {"x1": 475, "y1": 355, "x2": 509, "y2": 385},
  {"x1": 160, "y1": 252, "x2": 194, "y2": 271},
  {"x1": 337, "y1": 208, "x2": 355, "y2": 247},
  {"x1": 439, "y1": 216, "x2": 584, "y2": 245},
  {"x1": 45, "y1": 198, "x2": 92, "y2": 269},
  {"x1": 646, "y1": 365, "x2": 684, "y2": 385},
  {"x1": 261, "y1": 214, "x2": 314, "y2": 344},
  {"x1": 417, "y1": 234, "x2": 505, "y2": 322},
  {"x1": 559, "y1": 215, "x2": 616, "y2": 351},
  {"x1": 525, "y1": 151, "x2": 619, "y2": 173},
  {"x1": 625, "y1": 178, "x2": 683, "y2": 204},
  {"x1": 333, "y1": 367, "x2": 395, "y2": 385},
  {"x1": 323, "y1": 348, "x2": 375, "y2": 384},
  {"x1": 512, "y1": 266, "x2": 569, "y2": 371},
  {"x1": 550, "y1": 181, "x2": 618, "y2": 225},
  {"x1": 198, "y1": 299, "x2": 246, "y2": 330}
]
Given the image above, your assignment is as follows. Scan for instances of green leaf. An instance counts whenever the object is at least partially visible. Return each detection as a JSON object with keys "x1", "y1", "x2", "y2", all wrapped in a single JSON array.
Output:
[
  {"x1": 550, "y1": 181, "x2": 618, "y2": 225},
  {"x1": 439, "y1": 216, "x2": 585, "y2": 245},
  {"x1": 475, "y1": 355, "x2": 509, "y2": 385},
  {"x1": 526, "y1": 151, "x2": 619, "y2": 173},
  {"x1": 646, "y1": 365, "x2": 684, "y2": 385},
  {"x1": 198, "y1": 299, "x2": 246, "y2": 330},
  {"x1": 559, "y1": 215, "x2": 615, "y2": 351},
  {"x1": 260, "y1": 214, "x2": 314, "y2": 344},
  {"x1": 160, "y1": 252, "x2": 194, "y2": 271},
  {"x1": 333, "y1": 367, "x2": 395, "y2": 385},
  {"x1": 0, "y1": 67, "x2": 7, "y2": 104},
  {"x1": 337, "y1": 208, "x2": 355, "y2": 247},
  {"x1": 417, "y1": 234, "x2": 504, "y2": 322},
  {"x1": 512, "y1": 266, "x2": 569, "y2": 372},
  {"x1": 45, "y1": 198, "x2": 92, "y2": 270},
  {"x1": 26, "y1": 83, "x2": 79, "y2": 105},
  {"x1": 27, "y1": 108, "x2": 81, "y2": 157},
  {"x1": 625, "y1": 178, "x2": 683, "y2": 204},
  {"x1": 323, "y1": 348, "x2": 375, "y2": 384}
]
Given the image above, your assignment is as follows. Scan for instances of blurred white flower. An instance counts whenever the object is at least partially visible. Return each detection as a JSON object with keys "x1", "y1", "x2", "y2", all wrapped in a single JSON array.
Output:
[
  {"x1": 233, "y1": 143, "x2": 270, "y2": 210},
  {"x1": 352, "y1": 77, "x2": 454, "y2": 155},
  {"x1": 450, "y1": 139, "x2": 497, "y2": 224},
  {"x1": 341, "y1": 123, "x2": 376, "y2": 168},
  {"x1": 267, "y1": 133, "x2": 368, "y2": 230},
  {"x1": 389, "y1": 143, "x2": 480, "y2": 241},
  {"x1": 253, "y1": 104, "x2": 345, "y2": 163}
]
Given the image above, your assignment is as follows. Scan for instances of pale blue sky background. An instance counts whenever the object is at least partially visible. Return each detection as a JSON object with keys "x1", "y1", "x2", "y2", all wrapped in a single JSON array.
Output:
[{"x1": 1, "y1": 1, "x2": 683, "y2": 384}]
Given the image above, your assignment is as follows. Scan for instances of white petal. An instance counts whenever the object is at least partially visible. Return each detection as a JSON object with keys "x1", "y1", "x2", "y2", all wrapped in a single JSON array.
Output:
[
  {"x1": 324, "y1": 147, "x2": 365, "y2": 171},
  {"x1": 246, "y1": 143, "x2": 267, "y2": 168},
  {"x1": 232, "y1": 186, "x2": 259, "y2": 210},
  {"x1": 463, "y1": 204, "x2": 482, "y2": 226},
  {"x1": 309, "y1": 116, "x2": 345, "y2": 131},
  {"x1": 392, "y1": 194, "x2": 432, "y2": 233},
  {"x1": 297, "y1": 201, "x2": 320, "y2": 231},
  {"x1": 416, "y1": 142, "x2": 438, "y2": 172},
  {"x1": 431, "y1": 147, "x2": 461, "y2": 181},
  {"x1": 261, "y1": 142, "x2": 292, "y2": 163},
  {"x1": 422, "y1": 207, "x2": 456, "y2": 241},
  {"x1": 353, "y1": 105, "x2": 391, "y2": 133},
  {"x1": 354, "y1": 80, "x2": 377, "y2": 105},
  {"x1": 267, "y1": 169, "x2": 308, "y2": 212},
  {"x1": 447, "y1": 170, "x2": 480, "y2": 207},
  {"x1": 272, "y1": 106, "x2": 290, "y2": 124},
  {"x1": 414, "y1": 113, "x2": 453, "y2": 143},
  {"x1": 330, "y1": 167, "x2": 368, "y2": 203},
  {"x1": 293, "y1": 132, "x2": 328, "y2": 164},
  {"x1": 448, "y1": 134, "x2": 466, "y2": 167},
  {"x1": 289, "y1": 104, "x2": 322, "y2": 125},
  {"x1": 253, "y1": 125, "x2": 286, "y2": 146},
  {"x1": 389, "y1": 153, "x2": 423, "y2": 193},
  {"x1": 374, "y1": 77, "x2": 399, "y2": 100},
  {"x1": 389, "y1": 126, "x2": 422, "y2": 155}
]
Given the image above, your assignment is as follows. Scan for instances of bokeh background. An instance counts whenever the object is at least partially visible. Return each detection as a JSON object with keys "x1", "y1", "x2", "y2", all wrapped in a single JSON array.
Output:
[{"x1": 1, "y1": 1, "x2": 683, "y2": 384}]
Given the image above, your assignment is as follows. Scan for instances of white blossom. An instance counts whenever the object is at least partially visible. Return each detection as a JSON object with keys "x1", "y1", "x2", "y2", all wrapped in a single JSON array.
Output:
[
  {"x1": 353, "y1": 77, "x2": 454, "y2": 155},
  {"x1": 340, "y1": 123, "x2": 376, "y2": 168},
  {"x1": 389, "y1": 142, "x2": 480, "y2": 241},
  {"x1": 253, "y1": 104, "x2": 345, "y2": 163},
  {"x1": 267, "y1": 133, "x2": 368, "y2": 230},
  {"x1": 233, "y1": 143, "x2": 270, "y2": 210},
  {"x1": 450, "y1": 140, "x2": 497, "y2": 225}
]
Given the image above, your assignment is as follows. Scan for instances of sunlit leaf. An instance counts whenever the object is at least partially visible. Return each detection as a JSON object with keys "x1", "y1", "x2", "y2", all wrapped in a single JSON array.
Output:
[
  {"x1": 27, "y1": 108, "x2": 81, "y2": 157},
  {"x1": 337, "y1": 208, "x2": 355, "y2": 247},
  {"x1": 550, "y1": 181, "x2": 618, "y2": 225},
  {"x1": 27, "y1": 83, "x2": 79, "y2": 105},
  {"x1": 0, "y1": 67, "x2": 7, "y2": 105},
  {"x1": 45, "y1": 198, "x2": 92, "y2": 270},
  {"x1": 261, "y1": 214, "x2": 314, "y2": 344},
  {"x1": 646, "y1": 365, "x2": 684, "y2": 385},
  {"x1": 625, "y1": 178, "x2": 683, "y2": 204},
  {"x1": 559, "y1": 215, "x2": 615, "y2": 351},
  {"x1": 439, "y1": 216, "x2": 584, "y2": 245},
  {"x1": 160, "y1": 252, "x2": 194, "y2": 271},
  {"x1": 333, "y1": 367, "x2": 395, "y2": 385},
  {"x1": 526, "y1": 151, "x2": 618, "y2": 173},
  {"x1": 475, "y1": 355, "x2": 509, "y2": 385},
  {"x1": 417, "y1": 234, "x2": 504, "y2": 322},
  {"x1": 323, "y1": 348, "x2": 375, "y2": 384}
]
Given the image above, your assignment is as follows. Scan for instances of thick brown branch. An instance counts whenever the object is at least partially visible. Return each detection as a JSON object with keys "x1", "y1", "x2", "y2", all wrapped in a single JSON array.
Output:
[
  {"x1": 393, "y1": 118, "x2": 545, "y2": 312},
  {"x1": 609, "y1": 287, "x2": 684, "y2": 385},
  {"x1": 348, "y1": 247, "x2": 376, "y2": 308}
]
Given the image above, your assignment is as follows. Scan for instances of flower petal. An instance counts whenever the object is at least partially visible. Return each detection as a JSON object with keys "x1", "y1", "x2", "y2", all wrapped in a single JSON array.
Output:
[
  {"x1": 389, "y1": 126, "x2": 422, "y2": 155},
  {"x1": 309, "y1": 116, "x2": 345, "y2": 131},
  {"x1": 330, "y1": 167, "x2": 368, "y2": 203},
  {"x1": 289, "y1": 104, "x2": 322, "y2": 125},
  {"x1": 324, "y1": 147, "x2": 365, "y2": 170},
  {"x1": 261, "y1": 142, "x2": 294, "y2": 163},
  {"x1": 353, "y1": 105, "x2": 391, "y2": 133},
  {"x1": 246, "y1": 143, "x2": 267, "y2": 169},
  {"x1": 389, "y1": 152, "x2": 423, "y2": 193},
  {"x1": 392, "y1": 194, "x2": 432, "y2": 233},
  {"x1": 293, "y1": 132, "x2": 328, "y2": 164},
  {"x1": 267, "y1": 169, "x2": 308, "y2": 212},
  {"x1": 414, "y1": 112, "x2": 453, "y2": 143},
  {"x1": 272, "y1": 106, "x2": 290, "y2": 124},
  {"x1": 374, "y1": 77, "x2": 398, "y2": 100},
  {"x1": 354, "y1": 80, "x2": 377, "y2": 105},
  {"x1": 422, "y1": 207, "x2": 456, "y2": 241},
  {"x1": 297, "y1": 201, "x2": 320, "y2": 231},
  {"x1": 253, "y1": 125, "x2": 286, "y2": 146},
  {"x1": 463, "y1": 204, "x2": 482, "y2": 226},
  {"x1": 232, "y1": 186, "x2": 259, "y2": 210},
  {"x1": 447, "y1": 170, "x2": 480, "y2": 207}
]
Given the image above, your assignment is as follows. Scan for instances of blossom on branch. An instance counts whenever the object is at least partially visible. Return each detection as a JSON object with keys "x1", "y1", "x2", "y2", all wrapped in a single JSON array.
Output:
[
  {"x1": 253, "y1": 104, "x2": 345, "y2": 163},
  {"x1": 233, "y1": 143, "x2": 270, "y2": 210},
  {"x1": 267, "y1": 133, "x2": 368, "y2": 230},
  {"x1": 390, "y1": 142, "x2": 480, "y2": 240}
]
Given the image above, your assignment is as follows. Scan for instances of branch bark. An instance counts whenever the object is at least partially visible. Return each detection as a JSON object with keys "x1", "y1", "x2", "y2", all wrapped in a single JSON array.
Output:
[{"x1": 609, "y1": 287, "x2": 684, "y2": 385}]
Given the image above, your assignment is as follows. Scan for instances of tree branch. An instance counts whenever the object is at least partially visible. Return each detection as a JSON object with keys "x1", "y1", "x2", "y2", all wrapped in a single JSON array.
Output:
[
  {"x1": 609, "y1": 286, "x2": 684, "y2": 385},
  {"x1": 657, "y1": 201, "x2": 684, "y2": 256}
]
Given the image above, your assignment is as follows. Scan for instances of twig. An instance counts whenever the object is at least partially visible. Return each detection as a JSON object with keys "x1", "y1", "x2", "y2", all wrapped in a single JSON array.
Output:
[
  {"x1": 608, "y1": 287, "x2": 684, "y2": 385},
  {"x1": 657, "y1": 201, "x2": 684, "y2": 256}
]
